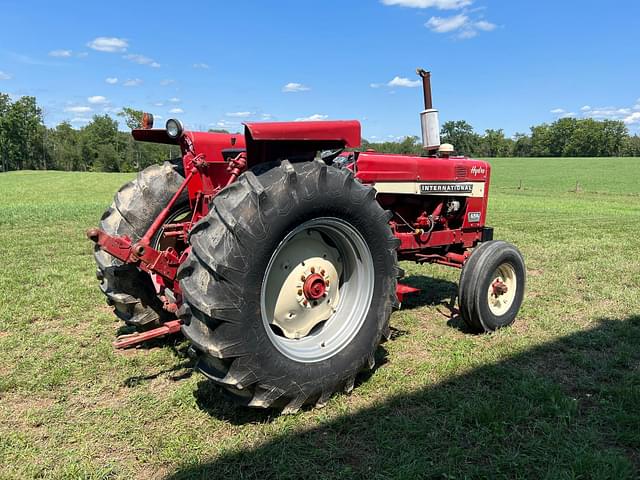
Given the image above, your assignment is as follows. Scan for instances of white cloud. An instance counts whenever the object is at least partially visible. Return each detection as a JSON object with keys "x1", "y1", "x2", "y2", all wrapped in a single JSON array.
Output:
[
  {"x1": 87, "y1": 37, "x2": 128, "y2": 53},
  {"x1": 623, "y1": 112, "x2": 640, "y2": 125},
  {"x1": 193, "y1": 63, "x2": 210, "y2": 69},
  {"x1": 370, "y1": 83, "x2": 383, "y2": 88},
  {"x1": 105, "y1": 77, "x2": 118, "y2": 84},
  {"x1": 425, "y1": 14, "x2": 496, "y2": 38},
  {"x1": 169, "y1": 108, "x2": 184, "y2": 114},
  {"x1": 381, "y1": 0, "x2": 472, "y2": 9},
  {"x1": 87, "y1": 95, "x2": 108, "y2": 104},
  {"x1": 552, "y1": 102, "x2": 640, "y2": 125},
  {"x1": 474, "y1": 20, "x2": 496, "y2": 31},
  {"x1": 49, "y1": 49, "x2": 72, "y2": 57},
  {"x1": 168, "y1": 97, "x2": 180, "y2": 103},
  {"x1": 160, "y1": 79, "x2": 175, "y2": 86},
  {"x1": 65, "y1": 106, "x2": 92, "y2": 113},
  {"x1": 426, "y1": 14, "x2": 468, "y2": 33},
  {"x1": 123, "y1": 78, "x2": 143, "y2": 87},
  {"x1": 124, "y1": 54, "x2": 160, "y2": 68},
  {"x1": 283, "y1": 82, "x2": 310, "y2": 93},
  {"x1": 213, "y1": 120, "x2": 240, "y2": 129},
  {"x1": 0, "y1": 71, "x2": 11, "y2": 80},
  {"x1": 295, "y1": 114, "x2": 328, "y2": 121},
  {"x1": 154, "y1": 102, "x2": 164, "y2": 107},
  {"x1": 387, "y1": 76, "x2": 421, "y2": 88},
  {"x1": 457, "y1": 29, "x2": 478, "y2": 39},
  {"x1": 226, "y1": 111, "x2": 253, "y2": 118},
  {"x1": 70, "y1": 117, "x2": 91, "y2": 124}
]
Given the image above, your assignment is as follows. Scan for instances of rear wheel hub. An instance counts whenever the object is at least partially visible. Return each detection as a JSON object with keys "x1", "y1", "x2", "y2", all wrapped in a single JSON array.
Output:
[
  {"x1": 261, "y1": 218, "x2": 374, "y2": 362},
  {"x1": 303, "y1": 273, "x2": 327, "y2": 301}
]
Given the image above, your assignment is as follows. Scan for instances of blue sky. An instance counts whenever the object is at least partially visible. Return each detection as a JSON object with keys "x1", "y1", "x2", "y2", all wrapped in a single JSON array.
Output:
[{"x1": 1, "y1": 0, "x2": 639, "y2": 139}]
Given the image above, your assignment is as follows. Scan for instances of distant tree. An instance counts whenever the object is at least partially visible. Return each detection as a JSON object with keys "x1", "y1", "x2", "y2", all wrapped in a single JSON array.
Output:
[
  {"x1": 622, "y1": 135, "x2": 640, "y2": 156},
  {"x1": 440, "y1": 120, "x2": 481, "y2": 156},
  {"x1": 0, "y1": 93, "x2": 11, "y2": 171},
  {"x1": 118, "y1": 107, "x2": 144, "y2": 130},
  {"x1": 512, "y1": 132, "x2": 532, "y2": 157},
  {"x1": 80, "y1": 115, "x2": 120, "y2": 170},
  {"x1": 480, "y1": 129, "x2": 512, "y2": 157},
  {"x1": 49, "y1": 121, "x2": 81, "y2": 170},
  {"x1": 361, "y1": 136, "x2": 422, "y2": 155},
  {"x1": 530, "y1": 124, "x2": 552, "y2": 157},
  {"x1": 601, "y1": 120, "x2": 627, "y2": 156}
]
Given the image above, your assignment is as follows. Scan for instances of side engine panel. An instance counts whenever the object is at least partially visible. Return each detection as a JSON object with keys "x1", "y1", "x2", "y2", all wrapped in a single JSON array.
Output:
[{"x1": 354, "y1": 152, "x2": 492, "y2": 259}]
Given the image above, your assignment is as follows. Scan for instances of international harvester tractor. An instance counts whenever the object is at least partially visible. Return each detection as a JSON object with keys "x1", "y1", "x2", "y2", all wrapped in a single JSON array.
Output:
[{"x1": 88, "y1": 69, "x2": 526, "y2": 412}]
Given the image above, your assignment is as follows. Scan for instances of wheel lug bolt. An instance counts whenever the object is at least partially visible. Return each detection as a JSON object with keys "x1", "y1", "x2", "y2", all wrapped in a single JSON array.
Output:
[
  {"x1": 297, "y1": 289, "x2": 303, "y2": 296},
  {"x1": 310, "y1": 267, "x2": 315, "y2": 273},
  {"x1": 301, "y1": 275, "x2": 306, "y2": 281}
]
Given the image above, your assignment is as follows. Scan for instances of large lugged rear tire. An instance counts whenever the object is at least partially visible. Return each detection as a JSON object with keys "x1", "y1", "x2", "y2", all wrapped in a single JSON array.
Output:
[
  {"x1": 178, "y1": 160, "x2": 401, "y2": 412},
  {"x1": 94, "y1": 161, "x2": 187, "y2": 328}
]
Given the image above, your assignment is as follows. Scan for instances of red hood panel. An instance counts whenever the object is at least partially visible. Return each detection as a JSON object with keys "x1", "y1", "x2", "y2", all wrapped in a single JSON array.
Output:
[{"x1": 244, "y1": 120, "x2": 361, "y2": 148}]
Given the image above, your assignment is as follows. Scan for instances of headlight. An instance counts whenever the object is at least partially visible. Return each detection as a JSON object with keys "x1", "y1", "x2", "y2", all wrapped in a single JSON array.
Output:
[{"x1": 166, "y1": 119, "x2": 184, "y2": 139}]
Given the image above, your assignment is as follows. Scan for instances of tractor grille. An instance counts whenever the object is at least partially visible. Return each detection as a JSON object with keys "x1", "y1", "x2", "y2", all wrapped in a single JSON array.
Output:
[{"x1": 455, "y1": 164, "x2": 467, "y2": 179}]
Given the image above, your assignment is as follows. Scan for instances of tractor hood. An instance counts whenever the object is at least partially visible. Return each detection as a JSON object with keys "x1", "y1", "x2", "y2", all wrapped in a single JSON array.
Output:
[
  {"x1": 243, "y1": 120, "x2": 361, "y2": 167},
  {"x1": 243, "y1": 120, "x2": 361, "y2": 147}
]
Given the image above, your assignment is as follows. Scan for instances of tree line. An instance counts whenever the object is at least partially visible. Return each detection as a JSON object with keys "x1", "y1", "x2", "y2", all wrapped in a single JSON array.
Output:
[
  {"x1": 363, "y1": 119, "x2": 640, "y2": 158},
  {"x1": 1, "y1": 93, "x2": 639, "y2": 173},
  {"x1": 0, "y1": 95, "x2": 180, "y2": 172}
]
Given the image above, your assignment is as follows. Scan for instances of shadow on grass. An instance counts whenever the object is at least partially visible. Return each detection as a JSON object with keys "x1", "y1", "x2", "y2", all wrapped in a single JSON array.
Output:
[
  {"x1": 400, "y1": 274, "x2": 477, "y2": 334},
  {"x1": 400, "y1": 274, "x2": 458, "y2": 312},
  {"x1": 166, "y1": 315, "x2": 640, "y2": 479}
]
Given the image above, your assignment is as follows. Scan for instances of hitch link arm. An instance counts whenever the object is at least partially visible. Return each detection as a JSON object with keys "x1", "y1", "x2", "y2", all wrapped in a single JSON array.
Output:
[{"x1": 86, "y1": 168, "x2": 196, "y2": 283}]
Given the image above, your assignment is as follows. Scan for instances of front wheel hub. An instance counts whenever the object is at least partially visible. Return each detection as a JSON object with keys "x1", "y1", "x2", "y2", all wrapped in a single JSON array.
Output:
[{"x1": 487, "y1": 263, "x2": 517, "y2": 316}]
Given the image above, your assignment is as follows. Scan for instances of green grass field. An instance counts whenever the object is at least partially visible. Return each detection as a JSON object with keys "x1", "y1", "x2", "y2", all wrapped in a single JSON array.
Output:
[{"x1": 1, "y1": 158, "x2": 639, "y2": 479}]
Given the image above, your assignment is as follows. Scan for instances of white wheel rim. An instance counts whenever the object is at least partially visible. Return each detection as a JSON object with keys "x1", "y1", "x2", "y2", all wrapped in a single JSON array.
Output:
[
  {"x1": 260, "y1": 217, "x2": 375, "y2": 363},
  {"x1": 487, "y1": 263, "x2": 517, "y2": 316}
]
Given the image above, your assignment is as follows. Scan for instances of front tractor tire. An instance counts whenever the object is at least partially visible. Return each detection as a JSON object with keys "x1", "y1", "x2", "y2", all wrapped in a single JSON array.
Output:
[
  {"x1": 178, "y1": 160, "x2": 401, "y2": 412},
  {"x1": 458, "y1": 240, "x2": 526, "y2": 332},
  {"x1": 94, "y1": 162, "x2": 188, "y2": 328}
]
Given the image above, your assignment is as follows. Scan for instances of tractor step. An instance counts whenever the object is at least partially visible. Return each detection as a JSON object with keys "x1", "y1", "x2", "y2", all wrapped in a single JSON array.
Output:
[
  {"x1": 396, "y1": 283, "x2": 420, "y2": 303},
  {"x1": 113, "y1": 319, "x2": 183, "y2": 349}
]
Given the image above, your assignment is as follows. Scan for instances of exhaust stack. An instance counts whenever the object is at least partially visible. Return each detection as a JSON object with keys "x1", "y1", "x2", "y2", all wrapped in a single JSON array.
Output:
[{"x1": 417, "y1": 68, "x2": 441, "y2": 151}]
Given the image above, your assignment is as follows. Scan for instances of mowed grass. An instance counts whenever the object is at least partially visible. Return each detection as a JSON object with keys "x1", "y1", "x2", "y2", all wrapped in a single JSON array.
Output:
[{"x1": 0, "y1": 158, "x2": 639, "y2": 479}]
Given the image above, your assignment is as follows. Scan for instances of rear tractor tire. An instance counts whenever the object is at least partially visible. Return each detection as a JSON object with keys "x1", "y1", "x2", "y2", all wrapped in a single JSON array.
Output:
[
  {"x1": 94, "y1": 161, "x2": 188, "y2": 328},
  {"x1": 458, "y1": 240, "x2": 526, "y2": 332},
  {"x1": 178, "y1": 160, "x2": 402, "y2": 412}
]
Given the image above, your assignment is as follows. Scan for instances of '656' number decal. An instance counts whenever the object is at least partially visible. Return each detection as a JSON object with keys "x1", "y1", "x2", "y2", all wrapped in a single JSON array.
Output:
[{"x1": 468, "y1": 212, "x2": 481, "y2": 223}]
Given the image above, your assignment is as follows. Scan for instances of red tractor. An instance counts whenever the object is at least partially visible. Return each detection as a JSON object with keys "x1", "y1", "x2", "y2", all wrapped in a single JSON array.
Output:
[{"x1": 88, "y1": 69, "x2": 525, "y2": 412}]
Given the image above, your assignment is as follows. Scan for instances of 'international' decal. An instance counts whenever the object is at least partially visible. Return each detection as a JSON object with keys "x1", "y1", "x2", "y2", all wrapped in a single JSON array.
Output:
[{"x1": 420, "y1": 183, "x2": 473, "y2": 194}]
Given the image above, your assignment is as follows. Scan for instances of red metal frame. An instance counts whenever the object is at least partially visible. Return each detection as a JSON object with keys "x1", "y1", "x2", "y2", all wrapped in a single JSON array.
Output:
[{"x1": 90, "y1": 121, "x2": 494, "y2": 348}]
